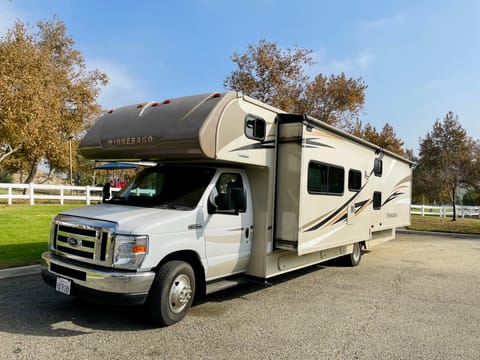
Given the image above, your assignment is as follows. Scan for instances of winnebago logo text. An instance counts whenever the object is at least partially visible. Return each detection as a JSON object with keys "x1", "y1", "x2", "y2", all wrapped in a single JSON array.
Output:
[{"x1": 106, "y1": 136, "x2": 154, "y2": 146}]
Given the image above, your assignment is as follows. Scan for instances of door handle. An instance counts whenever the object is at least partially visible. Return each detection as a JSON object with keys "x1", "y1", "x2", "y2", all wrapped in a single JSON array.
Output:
[{"x1": 245, "y1": 228, "x2": 249, "y2": 239}]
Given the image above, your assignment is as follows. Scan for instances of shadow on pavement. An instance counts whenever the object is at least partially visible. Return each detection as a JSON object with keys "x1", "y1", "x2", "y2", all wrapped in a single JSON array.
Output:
[{"x1": 0, "y1": 265, "x2": 329, "y2": 337}]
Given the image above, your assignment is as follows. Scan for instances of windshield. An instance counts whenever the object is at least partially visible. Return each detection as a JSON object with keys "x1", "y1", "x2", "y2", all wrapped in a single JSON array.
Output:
[{"x1": 107, "y1": 166, "x2": 215, "y2": 209}]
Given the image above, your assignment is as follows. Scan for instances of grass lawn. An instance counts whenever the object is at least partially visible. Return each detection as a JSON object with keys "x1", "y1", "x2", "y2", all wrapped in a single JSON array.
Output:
[
  {"x1": 407, "y1": 215, "x2": 480, "y2": 235},
  {"x1": 0, "y1": 204, "x2": 81, "y2": 269}
]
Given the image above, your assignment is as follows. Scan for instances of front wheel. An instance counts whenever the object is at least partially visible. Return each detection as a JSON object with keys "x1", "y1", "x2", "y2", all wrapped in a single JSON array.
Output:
[{"x1": 147, "y1": 260, "x2": 195, "y2": 326}]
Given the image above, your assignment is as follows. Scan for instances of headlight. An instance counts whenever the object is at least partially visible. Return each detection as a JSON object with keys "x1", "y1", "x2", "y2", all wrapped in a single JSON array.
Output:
[{"x1": 113, "y1": 234, "x2": 148, "y2": 269}]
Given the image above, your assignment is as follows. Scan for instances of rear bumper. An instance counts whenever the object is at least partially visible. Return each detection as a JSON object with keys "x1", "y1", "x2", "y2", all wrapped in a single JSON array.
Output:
[{"x1": 41, "y1": 252, "x2": 155, "y2": 305}]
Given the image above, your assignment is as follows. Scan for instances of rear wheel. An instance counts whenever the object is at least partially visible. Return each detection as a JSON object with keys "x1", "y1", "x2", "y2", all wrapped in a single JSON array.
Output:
[
  {"x1": 344, "y1": 242, "x2": 362, "y2": 267},
  {"x1": 147, "y1": 260, "x2": 195, "y2": 326}
]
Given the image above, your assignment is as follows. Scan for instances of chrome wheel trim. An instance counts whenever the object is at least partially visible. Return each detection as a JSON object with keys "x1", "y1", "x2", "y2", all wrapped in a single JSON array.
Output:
[{"x1": 169, "y1": 274, "x2": 192, "y2": 314}]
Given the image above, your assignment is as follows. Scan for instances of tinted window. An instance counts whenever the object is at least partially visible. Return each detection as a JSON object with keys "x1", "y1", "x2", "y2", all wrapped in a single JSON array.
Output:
[
  {"x1": 374, "y1": 158, "x2": 383, "y2": 177},
  {"x1": 373, "y1": 191, "x2": 382, "y2": 210},
  {"x1": 348, "y1": 170, "x2": 362, "y2": 191},
  {"x1": 245, "y1": 114, "x2": 266, "y2": 141},
  {"x1": 308, "y1": 162, "x2": 344, "y2": 195}
]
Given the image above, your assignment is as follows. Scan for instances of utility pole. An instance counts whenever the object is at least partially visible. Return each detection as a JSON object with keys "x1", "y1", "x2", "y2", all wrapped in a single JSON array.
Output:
[{"x1": 69, "y1": 136, "x2": 74, "y2": 186}]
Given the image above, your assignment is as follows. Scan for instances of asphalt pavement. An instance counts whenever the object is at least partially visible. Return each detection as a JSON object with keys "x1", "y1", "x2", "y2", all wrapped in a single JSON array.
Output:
[{"x1": 1, "y1": 231, "x2": 479, "y2": 359}]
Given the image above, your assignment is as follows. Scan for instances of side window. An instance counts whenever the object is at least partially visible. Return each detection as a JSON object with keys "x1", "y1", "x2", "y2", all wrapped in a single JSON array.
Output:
[
  {"x1": 348, "y1": 169, "x2": 362, "y2": 192},
  {"x1": 308, "y1": 162, "x2": 344, "y2": 195},
  {"x1": 373, "y1": 191, "x2": 382, "y2": 210},
  {"x1": 374, "y1": 158, "x2": 383, "y2": 177},
  {"x1": 209, "y1": 173, "x2": 244, "y2": 213},
  {"x1": 245, "y1": 114, "x2": 266, "y2": 141}
]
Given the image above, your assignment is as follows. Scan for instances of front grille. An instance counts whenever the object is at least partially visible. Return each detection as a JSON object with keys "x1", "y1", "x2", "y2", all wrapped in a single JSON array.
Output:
[
  {"x1": 52, "y1": 215, "x2": 116, "y2": 266},
  {"x1": 56, "y1": 245, "x2": 94, "y2": 259},
  {"x1": 51, "y1": 263, "x2": 87, "y2": 281}
]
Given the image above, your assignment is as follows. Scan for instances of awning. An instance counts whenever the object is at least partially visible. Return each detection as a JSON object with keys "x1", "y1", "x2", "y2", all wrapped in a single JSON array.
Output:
[{"x1": 94, "y1": 162, "x2": 139, "y2": 170}]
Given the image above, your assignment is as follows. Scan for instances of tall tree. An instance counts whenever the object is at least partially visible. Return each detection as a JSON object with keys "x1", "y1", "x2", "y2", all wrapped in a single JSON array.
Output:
[
  {"x1": 0, "y1": 18, "x2": 107, "y2": 183},
  {"x1": 301, "y1": 73, "x2": 367, "y2": 130},
  {"x1": 473, "y1": 140, "x2": 480, "y2": 191},
  {"x1": 224, "y1": 39, "x2": 313, "y2": 114},
  {"x1": 224, "y1": 39, "x2": 367, "y2": 130},
  {"x1": 415, "y1": 112, "x2": 475, "y2": 220},
  {"x1": 352, "y1": 122, "x2": 405, "y2": 156}
]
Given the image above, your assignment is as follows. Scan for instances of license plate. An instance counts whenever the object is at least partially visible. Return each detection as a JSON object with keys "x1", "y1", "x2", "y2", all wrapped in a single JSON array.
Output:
[{"x1": 56, "y1": 277, "x2": 72, "y2": 295}]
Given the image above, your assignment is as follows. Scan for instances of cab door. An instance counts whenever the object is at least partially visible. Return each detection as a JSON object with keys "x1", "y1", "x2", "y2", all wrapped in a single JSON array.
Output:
[{"x1": 203, "y1": 171, "x2": 253, "y2": 279}]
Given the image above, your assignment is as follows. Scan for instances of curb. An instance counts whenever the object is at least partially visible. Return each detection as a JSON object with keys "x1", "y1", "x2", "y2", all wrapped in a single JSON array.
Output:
[
  {"x1": 397, "y1": 228, "x2": 480, "y2": 240},
  {"x1": 0, "y1": 264, "x2": 41, "y2": 280}
]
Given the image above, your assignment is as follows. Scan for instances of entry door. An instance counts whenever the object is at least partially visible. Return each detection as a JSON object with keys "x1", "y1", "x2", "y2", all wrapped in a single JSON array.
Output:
[{"x1": 204, "y1": 172, "x2": 253, "y2": 279}]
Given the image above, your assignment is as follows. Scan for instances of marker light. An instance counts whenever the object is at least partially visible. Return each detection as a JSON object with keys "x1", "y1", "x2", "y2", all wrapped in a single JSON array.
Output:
[{"x1": 133, "y1": 245, "x2": 147, "y2": 253}]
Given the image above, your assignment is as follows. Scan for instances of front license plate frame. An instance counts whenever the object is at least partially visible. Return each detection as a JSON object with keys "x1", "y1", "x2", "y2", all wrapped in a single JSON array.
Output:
[{"x1": 55, "y1": 277, "x2": 72, "y2": 295}]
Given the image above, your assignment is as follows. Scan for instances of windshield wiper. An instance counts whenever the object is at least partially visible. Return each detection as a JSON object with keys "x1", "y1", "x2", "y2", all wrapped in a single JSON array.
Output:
[
  {"x1": 107, "y1": 196, "x2": 127, "y2": 204},
  {"x1": 159, "y1": 202, "x2": 177, "y2": 209}
]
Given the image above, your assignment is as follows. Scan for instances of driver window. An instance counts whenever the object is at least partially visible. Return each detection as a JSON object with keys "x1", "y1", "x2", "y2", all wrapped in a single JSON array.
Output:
[{"x1": 210, "y1": 173, "x2": 243, "y2": 212}]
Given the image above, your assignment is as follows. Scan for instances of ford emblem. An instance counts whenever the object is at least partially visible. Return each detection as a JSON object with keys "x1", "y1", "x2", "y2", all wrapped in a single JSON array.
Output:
[{"x1": 67, "y1": 237, "x2": 79, "y2": 247}]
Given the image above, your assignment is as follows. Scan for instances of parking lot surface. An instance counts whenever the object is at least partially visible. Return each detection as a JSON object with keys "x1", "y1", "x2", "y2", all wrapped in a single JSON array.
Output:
[{"x1": 0, "y1": 232, "x2": 479, "y2": 359}]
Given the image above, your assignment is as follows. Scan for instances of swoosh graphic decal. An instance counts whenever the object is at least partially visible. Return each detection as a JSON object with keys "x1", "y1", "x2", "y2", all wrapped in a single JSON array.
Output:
[
  {"x1": 304, "y1": 166, "x2": 374, "y2": 233},
  {"x1": 305, "y1": 191, "x2": 361, "y2": 232},
  {"x1": 230, "y1": 140, "x2": 275, "y2": 152},
  {"x1": 304, "y1": 138, "x2": 334, "y2": 149},
  {"x1": 383, "y1": 191, "x2": 404, "y2": 206},
  {"x1": 395, "y1": 175, "x2": 412, "y2": 187}
]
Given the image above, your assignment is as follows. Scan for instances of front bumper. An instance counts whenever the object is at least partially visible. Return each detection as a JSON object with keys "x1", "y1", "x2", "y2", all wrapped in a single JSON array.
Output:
[{"x1": 41, "y1": 252, "x2": 155, "y2": 305}]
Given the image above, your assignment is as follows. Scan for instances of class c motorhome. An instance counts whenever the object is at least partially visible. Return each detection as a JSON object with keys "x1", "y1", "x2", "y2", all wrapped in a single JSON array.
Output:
[{"x1": 41, "y1": 92, "x2": 412, "y2": 325}]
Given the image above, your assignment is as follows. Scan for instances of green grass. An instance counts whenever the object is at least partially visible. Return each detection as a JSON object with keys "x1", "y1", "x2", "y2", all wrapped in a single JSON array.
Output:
[
  {"x1": 0, "y1": 204, "x2": 81, "y2": 269},
  {"x1": 407, "y1": 215, "x2": 480, "y2": 235}
]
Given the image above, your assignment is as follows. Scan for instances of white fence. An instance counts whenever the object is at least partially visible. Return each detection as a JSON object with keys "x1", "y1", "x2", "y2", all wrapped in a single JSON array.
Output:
[
  {"x1": 1, "y1": 183, "x2": 480, "y2": 218},
  {"x1": 0, "y1": 183, "x2": 121, "y2": 205},
  {"x1": 411, "y1": 204, "x2": 480, "y2": 218}
]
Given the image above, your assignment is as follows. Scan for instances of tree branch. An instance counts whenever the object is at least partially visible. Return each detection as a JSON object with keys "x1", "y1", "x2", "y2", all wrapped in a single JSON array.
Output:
[{"x1": 0, "y1": 144, "x2": 20, "y2": 163}]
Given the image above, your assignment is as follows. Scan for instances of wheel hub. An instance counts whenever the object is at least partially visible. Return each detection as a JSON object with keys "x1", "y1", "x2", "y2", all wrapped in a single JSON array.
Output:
[{"x1": 169, "y1": 274, "x2": 192, "y2": 313}]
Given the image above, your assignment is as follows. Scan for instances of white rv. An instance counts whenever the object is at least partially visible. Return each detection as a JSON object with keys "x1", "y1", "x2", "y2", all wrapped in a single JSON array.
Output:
[{"x1": 41, "y1": 92, "x2": 412, "y2": 325}]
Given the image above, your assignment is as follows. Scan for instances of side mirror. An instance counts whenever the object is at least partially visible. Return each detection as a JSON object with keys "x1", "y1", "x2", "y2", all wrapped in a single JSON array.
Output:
[
  {"x1": 230, "y1": 188, "x2": 247, "y2": 213},
  {"x1": 102, "y1": 183, "x2": 112, "y2": 203}
]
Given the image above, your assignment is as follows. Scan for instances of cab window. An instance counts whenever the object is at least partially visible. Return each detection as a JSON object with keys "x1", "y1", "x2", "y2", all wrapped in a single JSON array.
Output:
[{"x1": 209, "y1": 173, "x2": 245, "y2": 213}]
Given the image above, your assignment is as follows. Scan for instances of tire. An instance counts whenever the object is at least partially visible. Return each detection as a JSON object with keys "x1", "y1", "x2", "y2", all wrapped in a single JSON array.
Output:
[
  {"x1": 344, "y1": 242, "x2": 362, "y2": 267},
  {"x1": 147, "y1": 260, "x2": 195, "y2": 326}
]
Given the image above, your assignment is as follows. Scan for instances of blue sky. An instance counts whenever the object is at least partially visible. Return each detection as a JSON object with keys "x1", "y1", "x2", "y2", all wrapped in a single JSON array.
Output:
[{"x1": 1, "y1": 0, "x2": 479, "y2": 152}]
